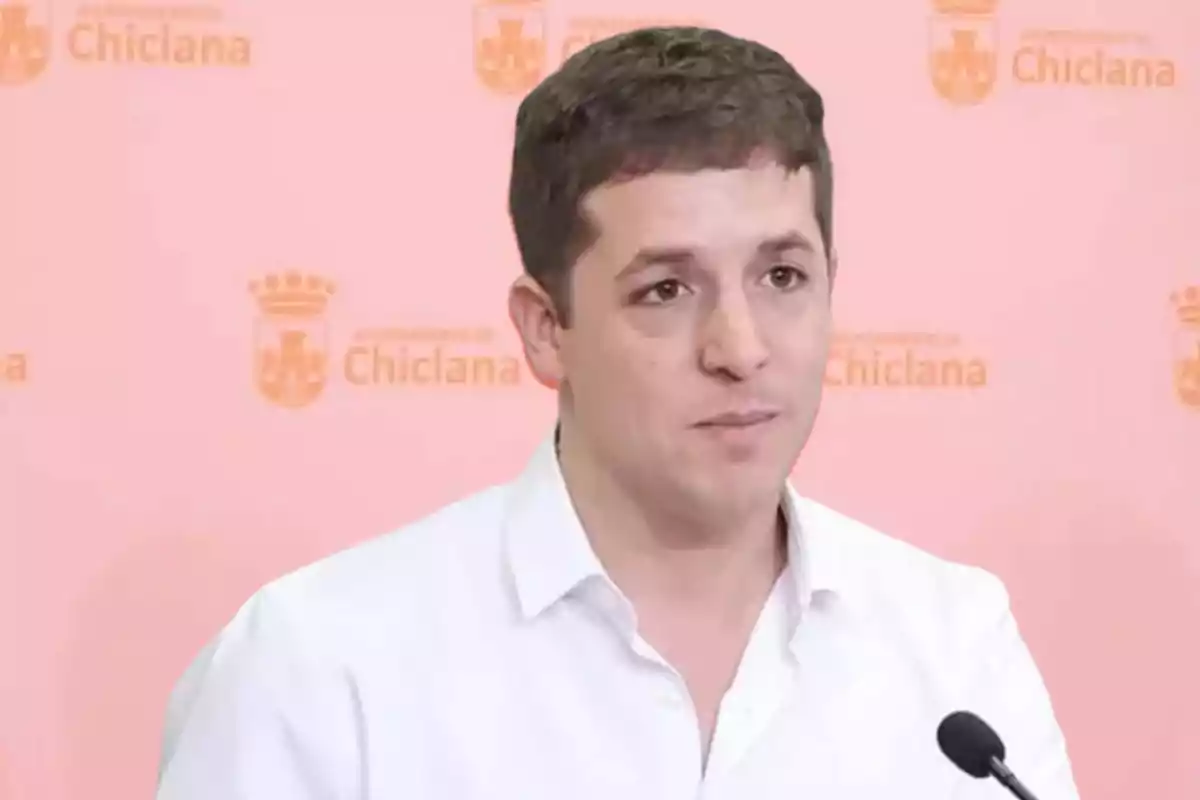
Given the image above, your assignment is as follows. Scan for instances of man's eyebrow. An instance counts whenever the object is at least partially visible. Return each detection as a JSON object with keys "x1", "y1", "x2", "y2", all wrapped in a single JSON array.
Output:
[
  {"x1": 615, "y1": 246, "x2": 697, "y2": 280},
  {"x1": 757, "y1": 231, "x2": 816, "y2": 255},
  {"x1": 615, "y1": 231, "x2": 819, "y2": 280}
]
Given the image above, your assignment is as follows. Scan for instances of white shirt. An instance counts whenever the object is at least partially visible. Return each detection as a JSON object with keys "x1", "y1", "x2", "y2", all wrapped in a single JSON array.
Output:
[{"x1": 156, "y1": 435, "x2": 1080, "y2": 800}]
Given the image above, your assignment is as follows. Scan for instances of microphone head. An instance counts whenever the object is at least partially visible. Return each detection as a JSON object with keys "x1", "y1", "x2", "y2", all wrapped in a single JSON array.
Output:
[{"x1": 937, "y1": 710, "x2": 1006, "y2": 779}]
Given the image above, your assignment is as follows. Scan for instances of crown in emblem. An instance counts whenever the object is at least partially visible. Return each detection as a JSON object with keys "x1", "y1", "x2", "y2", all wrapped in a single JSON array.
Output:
[
  {"x1": 249, "y1": 271, "x2": 335, "y2": 317},
  {"x1": 1171, "y1": 286, "x2": 1200, "y2": 327},
  {"x1": 932, "y1": 0, "x2": 998, "y2": 15}
]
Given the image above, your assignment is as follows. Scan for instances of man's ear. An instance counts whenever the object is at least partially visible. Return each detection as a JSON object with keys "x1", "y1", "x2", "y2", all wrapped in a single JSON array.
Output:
[{"x1": 508, "y1": 275, "x2": 564, "y2": 390}]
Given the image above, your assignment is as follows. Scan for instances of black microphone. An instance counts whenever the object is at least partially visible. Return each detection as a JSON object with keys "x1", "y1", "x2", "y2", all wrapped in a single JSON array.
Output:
[{"x1": 937, "y1": 711, "x2": 1041, "y2": 800}]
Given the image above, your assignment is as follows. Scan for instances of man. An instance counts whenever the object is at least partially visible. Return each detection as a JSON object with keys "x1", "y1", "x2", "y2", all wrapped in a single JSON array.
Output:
[{"x1": 156, "y1": 27, "x2": 1080, "y2": 799}]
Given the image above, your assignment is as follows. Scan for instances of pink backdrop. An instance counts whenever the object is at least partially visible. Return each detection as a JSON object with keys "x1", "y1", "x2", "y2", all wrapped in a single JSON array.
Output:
[{"x1": 2, "y1": 0, "x2": 1198, "y2": 797}]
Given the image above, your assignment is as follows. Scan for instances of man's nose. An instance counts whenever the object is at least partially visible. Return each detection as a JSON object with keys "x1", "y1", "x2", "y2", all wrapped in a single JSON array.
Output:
[{"x1": 698, "y1": 296, "x2": 769, "y2": 380}]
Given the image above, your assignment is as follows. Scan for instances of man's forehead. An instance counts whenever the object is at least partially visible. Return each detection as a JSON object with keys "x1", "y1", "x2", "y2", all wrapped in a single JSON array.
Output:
[
  {"x1": 584, "y1": 163, "x2": 814, "y2": 205},
  {"x1": 579, "y1": 166, "x2": 820, "y2": 258}
]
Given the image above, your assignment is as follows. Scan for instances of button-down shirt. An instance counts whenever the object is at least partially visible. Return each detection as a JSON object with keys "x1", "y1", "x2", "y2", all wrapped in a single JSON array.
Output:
[{"x1": 156, "y1": 435, "x2": 1081, "y2": 799}]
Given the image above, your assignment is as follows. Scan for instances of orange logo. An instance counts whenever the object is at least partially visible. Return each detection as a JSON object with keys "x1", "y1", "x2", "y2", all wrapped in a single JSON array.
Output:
[
  {"x1": 249, "y1": 272, "x2": 336, "y2": 409},
  {"x1": 927, "y1": 0, "x2": 1177, "y2": 103},
  {"x1": 66, "y1": 4, "x2": 251, "y2": 68},
  {"x1": 1170, "y1": 286, "x2": 1200, "y2": 410},
  {"x1": 246, "y1": 276, "x2": 524, "y2": 408},
  {"x1": 0, "y1": 351, "x2": 28, "y2": 384},
  {"x1": 928, "y1": 0, "x2": 999, "y2": 106},
  {"x1": 1012, "y1": 29, "x2": 1175, "y2": 90},
  {"x1": 473, "y1": 0, "x2": 545, "y2": 95},
  {"x1": 345, "y1": 326, "x2": 522, "y2": 387},
  {"x1": 1, "y1": 2, "x2": 253, "y2": 79},
  {"x1": 824, "y1": 331, "x2": 988, "y2": 389},
  {"x1": 0, "y1": 1, "x2": 51, "y2": 85},
  {"x1": 471, "y1": 2, "x2": 702, "y2": 94}
]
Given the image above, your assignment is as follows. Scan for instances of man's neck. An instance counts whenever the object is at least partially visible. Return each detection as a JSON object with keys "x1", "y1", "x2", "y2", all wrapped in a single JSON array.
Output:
[{"x1": 555, "y1": 425, "x2": 787, "y2": 616}]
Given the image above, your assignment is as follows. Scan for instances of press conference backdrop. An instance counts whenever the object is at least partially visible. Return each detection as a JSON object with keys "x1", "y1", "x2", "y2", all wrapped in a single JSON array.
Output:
[{"x1": 0, "y1": 0, "x2": 1197, "y2": 797}]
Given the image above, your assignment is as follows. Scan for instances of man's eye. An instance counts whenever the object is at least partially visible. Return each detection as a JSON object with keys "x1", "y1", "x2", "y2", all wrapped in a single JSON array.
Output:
[
  {"x1": 636, "y1": 279, "x2": 687, "y2": 305},
  {"x1": 765, "y1": 265, "x2": 807, "y2": 290}
]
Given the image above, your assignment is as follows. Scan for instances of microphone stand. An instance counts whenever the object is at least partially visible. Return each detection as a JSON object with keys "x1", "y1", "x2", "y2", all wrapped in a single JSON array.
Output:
[{"x1": 988, "y1": 756, "x2": 1040, "y2": 800}]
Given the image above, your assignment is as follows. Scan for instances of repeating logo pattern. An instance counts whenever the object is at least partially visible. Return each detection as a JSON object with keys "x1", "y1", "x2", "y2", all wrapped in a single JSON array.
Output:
[
  {"x1": 473, "y1": 0, "x2": 544, "y2": 95},
  {"x1": 249, "y1": 272, "x2": 335, "y2": 409},
  {"x1": 0, "y1": 0, "x2": 251, "y2": 83},
  {"x1": 926, "y1": 0, "x2": 1177, "y2": 105},
  {"x1": 0, "y1": 1, "x2": 51, "y2": 85},
  {"x1": 928, "y1": 0, "x2": 998, "y2": 106},
  {"x1": 824, "y1": 332, "x2": 988, "y2": 390},
  {"x1": 248, "y1": 273, "x2": 525, "y2": 409},
  {"x1": 0, "y1": 350, "x2": 27, "y2": 385},
  {"x1": 471, "y1": 0, "x2": 703, "y2": 95}
]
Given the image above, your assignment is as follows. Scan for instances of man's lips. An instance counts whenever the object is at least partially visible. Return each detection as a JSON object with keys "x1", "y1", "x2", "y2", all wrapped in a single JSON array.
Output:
[{"x1": 694, "y1": 409, "x2": 781, "y2": 427}]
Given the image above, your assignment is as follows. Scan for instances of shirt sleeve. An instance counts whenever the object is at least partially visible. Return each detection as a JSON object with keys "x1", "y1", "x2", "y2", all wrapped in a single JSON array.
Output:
[
  {"x1": 155, "y1": 587, "x2": 363, "y2": 800},
  {"x1": 955, "y1": 570, "x2": 1081, "y2": 800}
]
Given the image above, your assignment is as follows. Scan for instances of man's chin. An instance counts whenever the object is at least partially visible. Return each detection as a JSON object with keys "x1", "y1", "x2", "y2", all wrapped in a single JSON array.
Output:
[{"x1": 679, "y1": 462, "x2": 789, "y2": 510}]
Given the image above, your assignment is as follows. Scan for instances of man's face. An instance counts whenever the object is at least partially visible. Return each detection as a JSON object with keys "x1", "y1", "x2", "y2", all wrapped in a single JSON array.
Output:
[{"x1": 519, "y1": 161, "x2": 833, "y2": 516}]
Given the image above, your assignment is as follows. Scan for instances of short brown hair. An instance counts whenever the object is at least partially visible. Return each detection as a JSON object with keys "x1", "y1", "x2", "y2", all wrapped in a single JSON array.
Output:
[{"x1": 507, "y1": 26, "x2": 834, "y2": 325}]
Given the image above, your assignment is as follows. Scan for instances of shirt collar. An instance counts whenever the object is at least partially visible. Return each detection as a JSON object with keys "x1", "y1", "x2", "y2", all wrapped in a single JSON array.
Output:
[
  {"x1": 780, "y1": 485, "x2": 853, "y2": 611},
  {"x1": 503, "y1": 432, "x2": 608, "y2": 619},
  {"x1": 503, "y1": 428, "x2": 856, "y2": 621}
]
